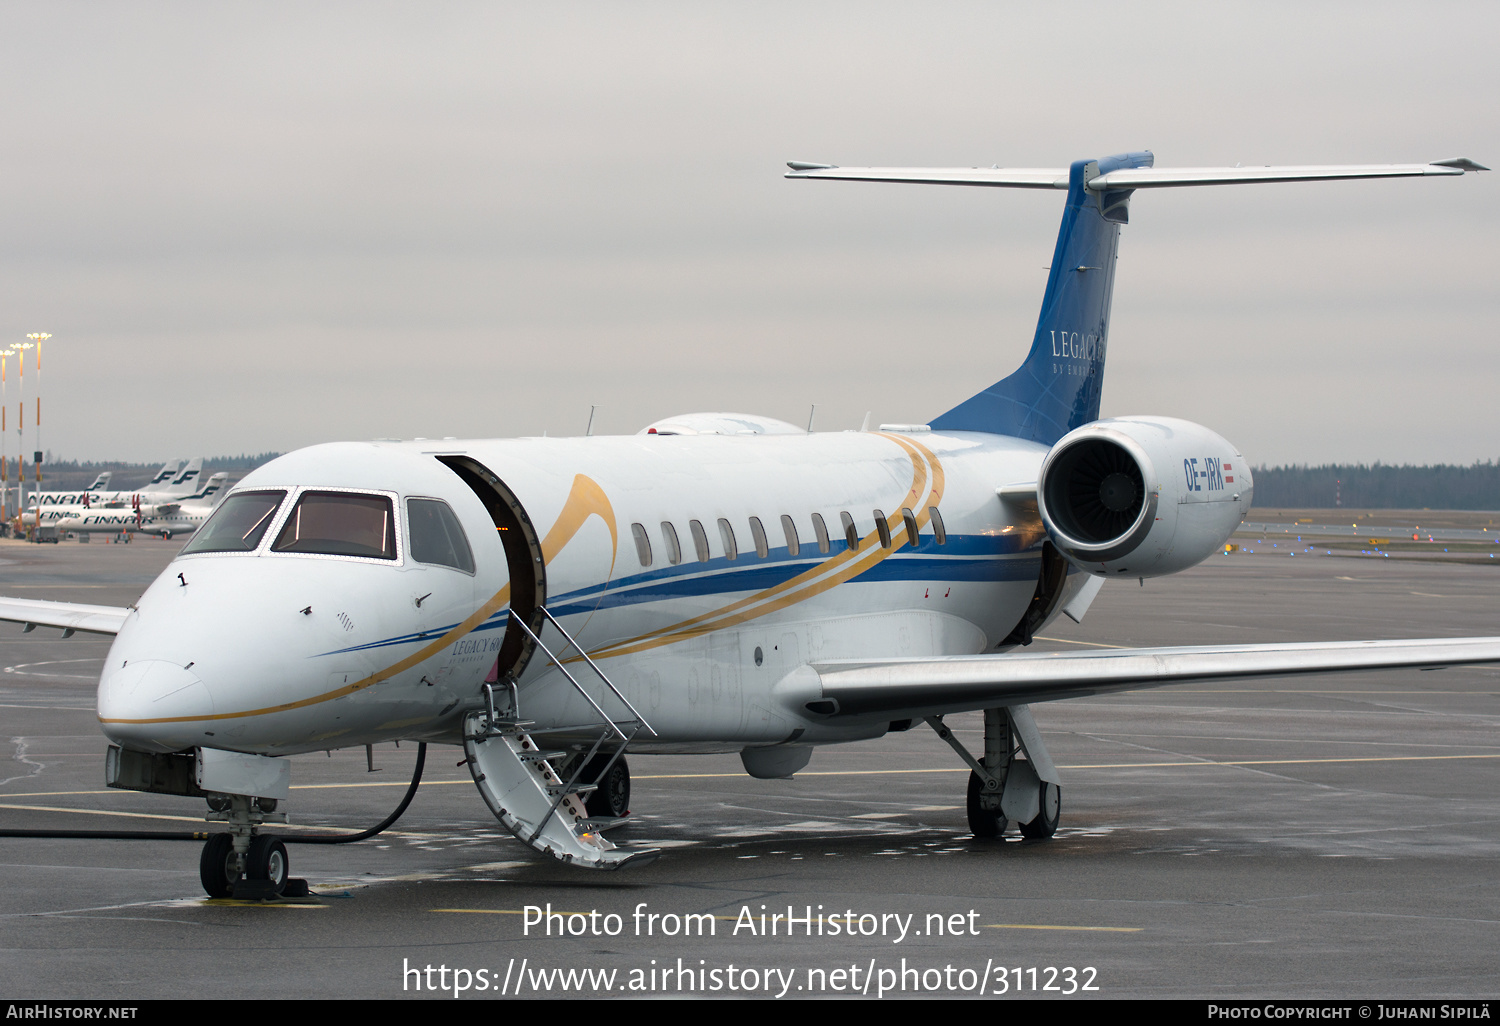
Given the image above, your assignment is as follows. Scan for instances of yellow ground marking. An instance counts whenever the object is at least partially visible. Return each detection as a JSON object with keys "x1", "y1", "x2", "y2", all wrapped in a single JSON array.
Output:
[
  {"x1": 983, "y1": 924, "x2": 1141, "y2": 933},
  {"x1": 199, "y1": 899, "x2": 325, "y2": 909},
  {"x1": 0, "y1": 802, "x2": 217, "y2": 824},
  {"x1": 1034, "y1": 636, "x2": 1132, "y2": 649},
  {"x1": 430, "y1": 908, "x2": 1140, "y2": 932},
  {"x1": 0, "y1": 801, "x2": 364, "y2": 828},
  {"x1": 6, "y1": 750, "x2": 1500, "y2": 803}
]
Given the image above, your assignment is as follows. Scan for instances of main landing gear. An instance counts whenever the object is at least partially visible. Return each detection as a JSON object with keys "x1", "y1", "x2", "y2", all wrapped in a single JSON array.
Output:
[
  {"x1": 929, "y1": 705, "x2": 1062, "y2": 841},
  {"x1": 577, "y1": 752, "x2": 631, "y2": 821}
]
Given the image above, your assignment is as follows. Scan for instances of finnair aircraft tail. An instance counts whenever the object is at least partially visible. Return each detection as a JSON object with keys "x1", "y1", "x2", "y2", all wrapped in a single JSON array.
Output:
[
  {"x1": 87, "y1": 471, "x2": 112, "y2": 491},
  {"x1": 162, "y1": 458, "x2": 204, "y2": 495},
  {"x1": 144, "y1": 461, "x2": 181, "y2": 488}
]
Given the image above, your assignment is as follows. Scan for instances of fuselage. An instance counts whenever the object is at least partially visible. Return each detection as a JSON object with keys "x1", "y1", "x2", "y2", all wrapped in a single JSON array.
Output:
[{"x1": 97, "y1": 429, "x2": 1068, "y2": 757}]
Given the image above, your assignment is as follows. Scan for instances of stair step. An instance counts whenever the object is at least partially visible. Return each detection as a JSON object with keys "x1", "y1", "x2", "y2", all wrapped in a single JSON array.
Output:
[
  {"x1": 546, "y1": 782, "x2": 597, "y2": 797},
  {"x1": 516, "y1": 749, "x2": 567, "y2": 763},
  {"x1": 579, "y1": 815, "x2": 630, "y2": 832}
]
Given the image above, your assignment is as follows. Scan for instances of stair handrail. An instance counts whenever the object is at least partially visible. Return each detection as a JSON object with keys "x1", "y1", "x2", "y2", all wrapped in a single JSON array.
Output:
[
  {"x1": 537, "y1": 605, "x2": 658, "y2": 738},
  {"x1": 509, "y1": 613, "x2": 630, "y2": 743}
]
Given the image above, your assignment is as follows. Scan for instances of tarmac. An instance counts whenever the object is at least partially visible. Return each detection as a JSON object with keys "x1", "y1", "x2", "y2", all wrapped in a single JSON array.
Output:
[{"x1": 2, "y1": 533, "x2": 1498, "y2": 999}]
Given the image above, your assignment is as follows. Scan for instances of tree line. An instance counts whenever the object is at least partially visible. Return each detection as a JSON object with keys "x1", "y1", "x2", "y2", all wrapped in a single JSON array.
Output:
[{"x1": 1249, "y1": 463, "x2": 1500, "y2": 510}]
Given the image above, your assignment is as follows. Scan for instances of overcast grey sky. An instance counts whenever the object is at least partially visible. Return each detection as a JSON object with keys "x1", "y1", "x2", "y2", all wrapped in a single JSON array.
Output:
[{"x1": 0, "y1": 2, "x2": 1494, "y2": 465}]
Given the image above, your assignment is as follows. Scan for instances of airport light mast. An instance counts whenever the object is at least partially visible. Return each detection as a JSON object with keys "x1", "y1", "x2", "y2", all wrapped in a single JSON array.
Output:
[
  {"x1": 27, "y1": 334, "x2": 48, "y2": 490},
  {"x1": 12, "y1": 339, "x2": 32, "y2": 520},
  {"x1": 0, "y1": 348, "x2": 10, "y2": 528}
]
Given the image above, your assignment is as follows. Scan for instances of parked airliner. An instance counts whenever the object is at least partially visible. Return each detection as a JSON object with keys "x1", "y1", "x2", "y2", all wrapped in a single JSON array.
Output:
[
  {"x1": 0, "y1": 152, "x2": 1491, "y2": 898},
  {"x1": 48, "y1": 473, "x2": 230, "y2": 539},
  {"x1": 22, "y1": 464, "x2": 221, "y2": 535}
]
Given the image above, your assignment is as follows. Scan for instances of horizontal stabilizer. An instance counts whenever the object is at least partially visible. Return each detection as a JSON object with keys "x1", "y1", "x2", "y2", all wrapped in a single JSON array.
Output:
[
  {"x1": 780, "y1": 636, "x2": 1500, "y2": 723},
  {"x1": 786, "y1": 160, "x2": 1486, "y2": 190},
  {"x1": 0, "y1": 597, "x2": 131, "y2": 636}
]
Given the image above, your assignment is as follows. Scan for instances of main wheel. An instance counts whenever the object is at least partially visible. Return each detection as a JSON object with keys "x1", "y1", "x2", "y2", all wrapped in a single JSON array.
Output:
[
  {"x1": 199, "y1": 834, "x2": 239, "y2": 898},
  {"x1": 1019, "y1": 781, "x2": 1061, "y2": 839},
  {"x1": 582, "y1": 755, "x2": 630, "y2": 819},
  {"x1": 966, "y1": 761, "x2": 1008, "y2": 839},
  {"x1": 244, "y1": 834, "x2": 289, "y2": 894}
]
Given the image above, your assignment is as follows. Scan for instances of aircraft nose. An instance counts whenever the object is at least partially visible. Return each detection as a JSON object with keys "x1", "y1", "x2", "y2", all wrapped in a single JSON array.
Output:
[{"x1": 98, "y1": 659, "x2": 214, "y2": 752}]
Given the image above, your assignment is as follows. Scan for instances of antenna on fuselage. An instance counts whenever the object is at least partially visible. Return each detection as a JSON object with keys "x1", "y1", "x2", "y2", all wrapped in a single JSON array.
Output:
[
  {"x1": 585, "y1": 405, "x2": 598, "y2": 437},
  {"x1": 859, "y1": 411, "x2": 872, "y2": 432},
  {"x1": 806, "y1": 404, "x2": 817, "y2": 434}
]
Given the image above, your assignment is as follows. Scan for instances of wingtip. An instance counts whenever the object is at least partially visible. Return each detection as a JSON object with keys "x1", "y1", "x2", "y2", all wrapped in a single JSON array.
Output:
[
  {"x1": 786, "y1": 161, "x2": 836, "y2": 172},
  {"x1": 1431, "y1": 157, "x2": 1490, "y2": 172}
]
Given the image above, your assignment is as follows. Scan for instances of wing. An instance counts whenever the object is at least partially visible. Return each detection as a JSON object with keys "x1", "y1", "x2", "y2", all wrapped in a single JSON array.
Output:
[
  {"x1": 0, "y1": 597, "x2": 131, "y2": 637},
  {"x1": 778, "y1": 637, "x2": 1500, "y2": 723}
]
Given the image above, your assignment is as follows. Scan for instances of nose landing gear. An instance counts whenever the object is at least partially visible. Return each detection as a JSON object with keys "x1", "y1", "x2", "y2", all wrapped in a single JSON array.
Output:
[{"x1": 200, "y1": 794, "x2": 297, "y2": 898}]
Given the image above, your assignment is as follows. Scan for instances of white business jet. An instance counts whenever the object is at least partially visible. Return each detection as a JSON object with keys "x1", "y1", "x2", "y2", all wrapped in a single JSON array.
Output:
[{"x1": 0, "y1": 152, "x2": 1492, "y2": 899}]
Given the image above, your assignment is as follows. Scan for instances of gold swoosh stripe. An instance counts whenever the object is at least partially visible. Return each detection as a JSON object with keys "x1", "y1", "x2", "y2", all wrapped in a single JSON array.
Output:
[{"x1": 583, "y1": 433, "x2": 944, "y2": 661}]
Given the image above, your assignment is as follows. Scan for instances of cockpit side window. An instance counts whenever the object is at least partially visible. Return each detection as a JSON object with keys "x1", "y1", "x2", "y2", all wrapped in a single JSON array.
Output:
[
  {"x1": 272, "y1": 492, "x2": 396, "y2": 560},
  {"x1": 180, "y1": 491, "x2": 287, "y2": 554},
  {"x1": 406, "y1": 497, "x2": 475, "y2": 573}
]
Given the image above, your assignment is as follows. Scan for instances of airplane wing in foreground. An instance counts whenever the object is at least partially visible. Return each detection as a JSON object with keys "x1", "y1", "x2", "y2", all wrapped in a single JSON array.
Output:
[
  {"x1": 783, "y1": 637, "x2": 1500, "y2": 722},
  {"x1": 0, "y1": 597, "x2": 130, "y2": 637}
]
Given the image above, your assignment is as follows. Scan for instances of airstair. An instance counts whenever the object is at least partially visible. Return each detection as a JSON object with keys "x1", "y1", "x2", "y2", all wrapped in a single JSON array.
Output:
[{"x1": 462, "y1": 607, "x2": 659, "y2": 870}]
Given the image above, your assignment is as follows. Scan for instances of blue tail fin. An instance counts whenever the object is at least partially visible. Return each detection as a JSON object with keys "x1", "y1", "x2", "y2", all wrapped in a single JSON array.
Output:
[{"x1": 930, "y1": 151, "x2": 1153, "y2": 444}]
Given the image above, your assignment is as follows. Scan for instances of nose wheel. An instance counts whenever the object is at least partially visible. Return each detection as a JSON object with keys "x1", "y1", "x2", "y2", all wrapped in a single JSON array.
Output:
[{"x1": 200, "y1": 833, "x2": 290, "y2": 898}]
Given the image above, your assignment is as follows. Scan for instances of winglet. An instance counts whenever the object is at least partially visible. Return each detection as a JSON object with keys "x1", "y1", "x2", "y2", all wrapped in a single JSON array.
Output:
[
  {"x1": 787, "y1": 161, "x2": 837, "y2": 172},
  {"x1": 1431, "y1": 157, "x2": 1490, "y2": 172}
]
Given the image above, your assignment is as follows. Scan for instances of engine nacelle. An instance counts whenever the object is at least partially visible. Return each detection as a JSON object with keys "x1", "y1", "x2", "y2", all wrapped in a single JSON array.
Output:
[{"x1": 1036, "y1": 416, "x2": 1253, "y2": 578}]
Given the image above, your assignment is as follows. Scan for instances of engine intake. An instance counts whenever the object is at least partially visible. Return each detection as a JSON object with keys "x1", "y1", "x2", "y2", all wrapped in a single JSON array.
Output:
[{"x1": 1037, "y1": 417, "x2": 1252, "y2": 578}]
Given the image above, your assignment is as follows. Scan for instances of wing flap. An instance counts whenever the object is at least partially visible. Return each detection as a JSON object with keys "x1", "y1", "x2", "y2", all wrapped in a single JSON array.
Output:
[
  {"x1": 0, "y1": 597, "x2": 131, "y2": 636},
  {"x1": 782, "y1": 637, "x2": 1500, "y2": 722}
]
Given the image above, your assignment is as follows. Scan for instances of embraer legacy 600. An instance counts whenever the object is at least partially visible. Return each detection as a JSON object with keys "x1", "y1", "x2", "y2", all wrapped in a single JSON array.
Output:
[{"x1": 1, "y1": 152, "x2": 1491, "y2": 897}]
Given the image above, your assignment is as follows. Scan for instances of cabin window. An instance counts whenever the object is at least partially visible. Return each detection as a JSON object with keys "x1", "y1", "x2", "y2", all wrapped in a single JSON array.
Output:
[
  {"x1": 406, "y1": 497, "x2": 475, "y2": 573},
  {"x1": 748, "y1": 516, "x2": 769, "y2": 558},
  {"x1": 929, "y1": 506, "x2": 947, "y2": 545},
  {"x1": 689, "y1": 519, "x2": 711, "y2": 562},
  {"x1": 661, "y1": 522, "x2": 682, "y2": 565},
  {"x1": 901, "y1": 508, "x2": 920, "y2": 548},
  {"x1": 272, "y1": 492, "x2": 396, "y2": 560},
  {"x1": 780, "y1": 514, "x2": 800, "y2": 557},
  {"x1": 631, "y1": 523, "x2": 652, "y2": 566},
  {"x1": 840, "y1": 511, "x2": 859, "y2": 551},
  {"x1": 718, "y1": 518, "x2": 738, "y2": 560},
  {"x1": 181, "y1": 490, "x2": 286, "y2": 554},
  {"x1": 874, "y1": 509, "x2": 891, "y2": 549},
  {"x1": 810, "y1": 512, "x2": 830, "y2": 554}
]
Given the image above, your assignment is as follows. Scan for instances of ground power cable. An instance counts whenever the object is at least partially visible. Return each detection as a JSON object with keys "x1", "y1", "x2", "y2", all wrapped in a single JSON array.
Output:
[{"x1": 0, "y1": 742, "x2": 427, "y2": 844}]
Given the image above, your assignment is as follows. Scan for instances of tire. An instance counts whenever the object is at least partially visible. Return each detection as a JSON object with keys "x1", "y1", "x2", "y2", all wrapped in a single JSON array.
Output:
[
  {"x1": 1019, "y1": 781, "x2": 1061, "y2": 840},
  {"x1": 199, "y1": 834, "x2": 238, "y2": 898},
  {"x1": 244, "y1": 835, "x2": 289, "y2": 894},
  {"x1": 582, "y1": 755, "x2": 630, "y2": 819},
  {"x1": 966, "y1": 761, "x2": 1007, "y2": 839}
]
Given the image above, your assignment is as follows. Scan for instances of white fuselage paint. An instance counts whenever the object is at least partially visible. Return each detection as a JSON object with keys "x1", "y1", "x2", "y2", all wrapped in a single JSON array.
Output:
[{"x1": 97, "y1": 431, "x2": 1077, "y2": 759}]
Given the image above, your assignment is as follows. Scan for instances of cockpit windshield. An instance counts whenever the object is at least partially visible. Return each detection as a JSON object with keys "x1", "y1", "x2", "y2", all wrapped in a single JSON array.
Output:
[
  {"x1": 272, "y1": 491, "x2": 396, "y2": 560},
  {"x1": 180, "y1": 491, "x2": 287, "y2": 554}
]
